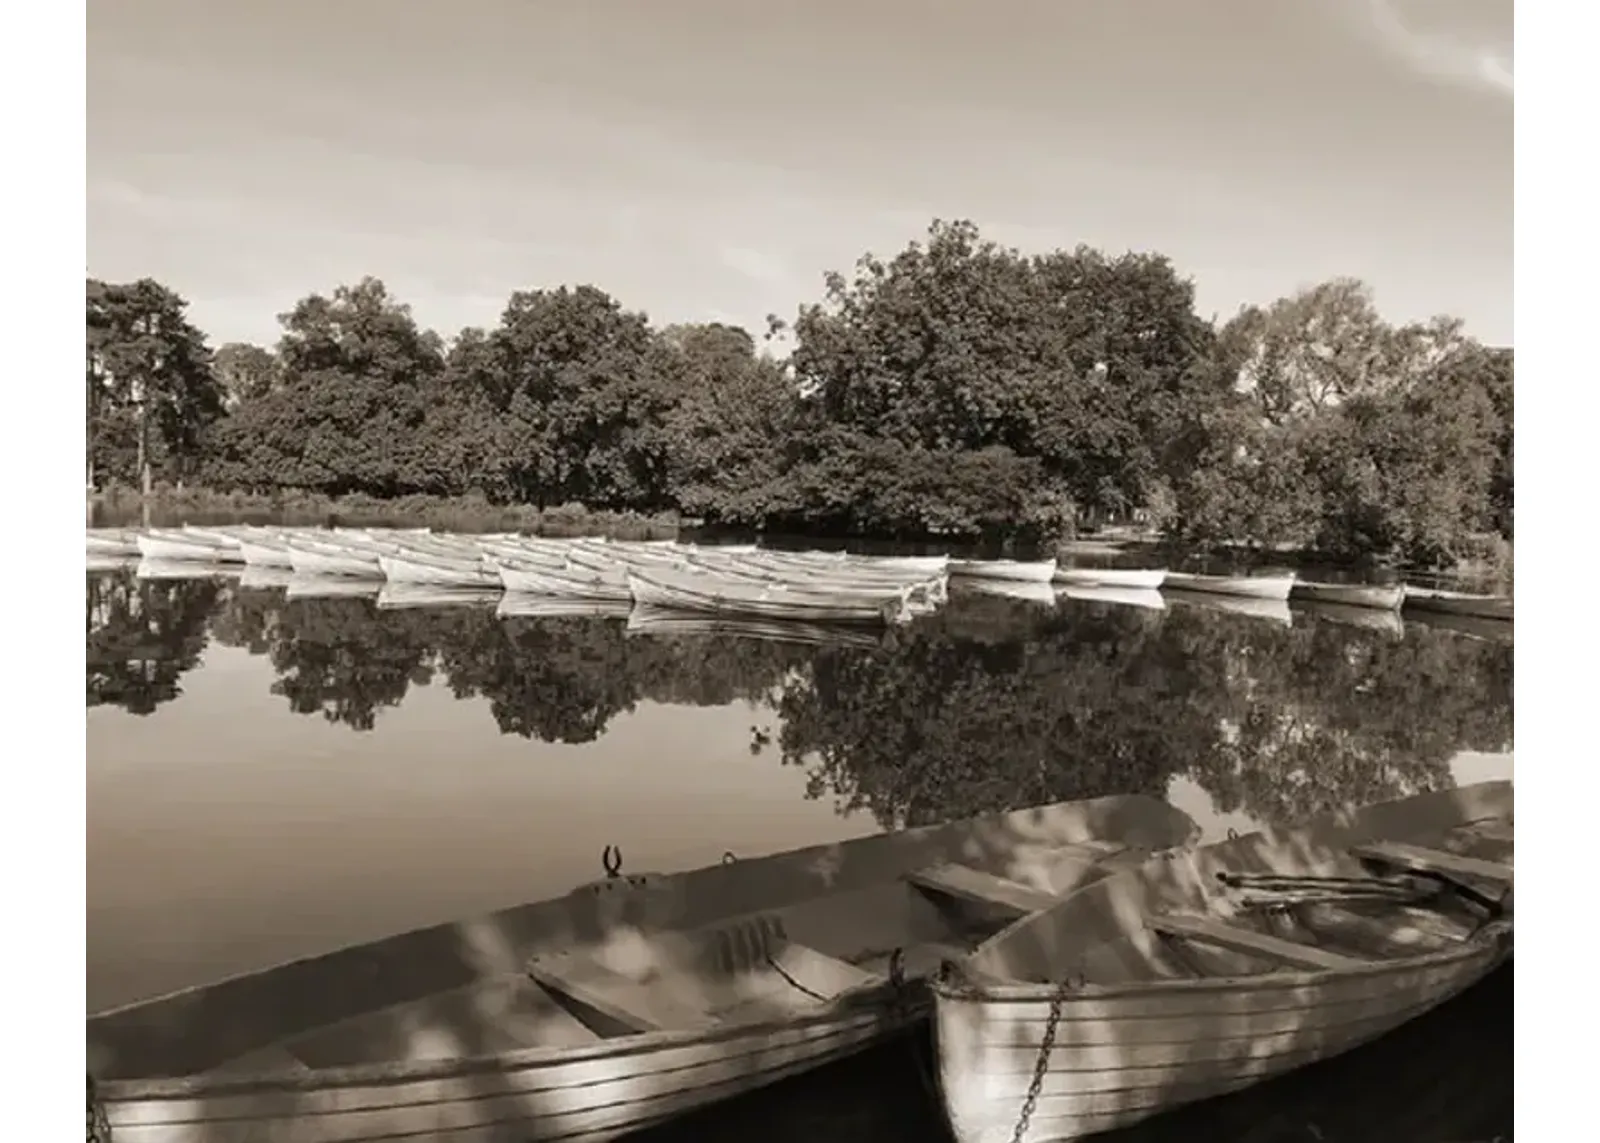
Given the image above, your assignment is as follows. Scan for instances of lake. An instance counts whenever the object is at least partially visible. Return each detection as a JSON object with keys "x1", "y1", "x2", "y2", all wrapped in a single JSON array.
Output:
[{"x1": 86, "y1": 563, "x2": 1513, "y2": 1142}]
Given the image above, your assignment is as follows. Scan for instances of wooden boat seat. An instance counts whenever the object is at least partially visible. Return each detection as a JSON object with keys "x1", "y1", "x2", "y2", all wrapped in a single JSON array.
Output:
[
  {"x1": 1352, "y1": 841, "x2": 1512, "y2": 883},
  {"x1": 1150, "y1": 914, "x2": 1372, "y2": 972},
  {"x1": 527, "y1": 951, "x2": 715, "y2": 1034},
  {"x1": 907, "y1": 862, "x2": 1059, "y2": 915}
]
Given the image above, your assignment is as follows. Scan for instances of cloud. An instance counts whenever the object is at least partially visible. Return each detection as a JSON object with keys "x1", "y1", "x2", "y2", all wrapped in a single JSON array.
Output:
[{"x1": 1362, "y1": 0, "x2": 1513, "y2": 99}]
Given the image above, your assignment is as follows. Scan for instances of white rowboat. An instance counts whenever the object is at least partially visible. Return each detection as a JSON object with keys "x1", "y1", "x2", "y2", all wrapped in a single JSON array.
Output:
[
  {"x1": 90, "y1": 795, "x2": 1199, "y2": 1143},
  {"x1": 949, "y1": 559, "x2": 1059, "y2": 585},
  {"x1": 932, "y1": 781, "x2": 1512, "y2": 1143},
  {"x1": 1162, "y1": 572, "x2": 1297, "y2": 602}
]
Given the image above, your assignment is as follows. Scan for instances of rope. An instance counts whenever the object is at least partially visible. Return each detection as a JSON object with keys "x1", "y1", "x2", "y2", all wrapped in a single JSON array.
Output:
[{"x1": 762, "y1": 951, "x2": 834, "y2": 1003}]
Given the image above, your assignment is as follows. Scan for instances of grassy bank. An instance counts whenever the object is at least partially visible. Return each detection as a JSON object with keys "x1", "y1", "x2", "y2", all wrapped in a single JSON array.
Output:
[{"x1": 88, "y1": 486, "x2": 687, "y2": 539}]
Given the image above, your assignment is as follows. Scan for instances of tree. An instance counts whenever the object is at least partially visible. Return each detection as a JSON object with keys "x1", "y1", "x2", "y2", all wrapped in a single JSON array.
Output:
[
  {"x1": 486, "y1": 285, "x2": 675, "y2": 509},
  {"x1": 657, "y1": 322, "x2": 796, "y2": 522},
  {"x1": 785, "y1": 220, "x2": 1216, "y2": 534},
  {"x1": 1177, "y1": 282, "x2": 1506, "y2": 562},
  {"x1": 213, "y1": 342, "x2": 280, "y2": 410},
  {"x1": 1223, "y1": 279, "x2": 1392, "y2": 426},
  {"x1": 205, "y1": 278, "x2": 447, "y2": 496},
  {"x1": 85, "y1": 277, "x2": 225, "y2": 491}
]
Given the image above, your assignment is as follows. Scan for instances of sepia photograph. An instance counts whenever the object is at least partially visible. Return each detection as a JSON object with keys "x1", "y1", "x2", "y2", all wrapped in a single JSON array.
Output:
[{"x1": 46, "y1": 1, "x2": 1572, "y2": 1140}]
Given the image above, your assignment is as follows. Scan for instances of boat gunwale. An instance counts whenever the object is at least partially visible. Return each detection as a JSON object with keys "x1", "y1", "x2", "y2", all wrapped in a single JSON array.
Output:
[{"x1": 928, "y1": 921, "x2": 1509, "y2": 1005}]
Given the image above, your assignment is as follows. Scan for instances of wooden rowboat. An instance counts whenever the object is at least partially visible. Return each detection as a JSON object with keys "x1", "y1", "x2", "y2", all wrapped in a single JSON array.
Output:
[
  {"x1": 1288, "y1": 581, "x2": 1406, "y2": 612},
  {"x1": 1402, "y1": 586, "x2": 1513, "y2": 622},
  {"x1": 1162, "y1": 572, "x2": 1296, "y2": 602},
  {"x1": 286, "y1": 539, "x2": 385, "y2": 580},
  {"x1": 628, "y1": 566, "x2": 916, "y2": 625},
  {"x1": 949, "y1": 558, "x2": 1059, "y2": 584},
  {"x1": 234, "y1": 532, "x2": 299, "y2": 569},
  {"x1": 1053, "y1": 568, "x2": 1167, "y2": 591},
  {"x1": 136, "y1": 529, "x2": 237, "y2": 563},
  {"x1": 844, "y1": 553, "x2": 949, "y2": 575},
  {"x1": 87, "y1": 528, "x2": 143, "y2": 559},
  {"x1": 182, "y1": 525, "x2": 248, "y2": 556},
  {"x1": 495, "y1": 561, "x2": 634, "y2": 603},
  {"x1": 88, "y1": 794, "x2": 1199, "y2": 1143},
  {"x1": 931, "y1": 780, "x2": 1513, "y2": 1143},
  {"x1": 725, "y1": 555, "x2": 948, "y2": 608},
  {"x1": 377, "y1": 551, "x2": 502, "y2": 589}
]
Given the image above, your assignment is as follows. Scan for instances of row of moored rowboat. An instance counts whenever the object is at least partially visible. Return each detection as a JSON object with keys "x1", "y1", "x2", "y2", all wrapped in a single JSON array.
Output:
[{"x1": 85, "y1": 525, "x2": 1513, "y2": 623}]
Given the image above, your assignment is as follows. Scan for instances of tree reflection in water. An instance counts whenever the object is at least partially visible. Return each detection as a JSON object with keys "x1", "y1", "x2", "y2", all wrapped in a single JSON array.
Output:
[
  {"x1": 87, "y1": 570, "x2": 1512, "y2": 1141},
  {"x1": 88, "y1": 572, "x2": 1512, "y2": 830},
  {"x1": 86, "y1": 569, "x2": 221, "y2": 715}
]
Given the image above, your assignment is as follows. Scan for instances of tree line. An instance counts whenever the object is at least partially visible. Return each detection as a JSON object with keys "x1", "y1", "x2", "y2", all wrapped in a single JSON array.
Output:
[
  {"x1": 88, "y1": 570, "x2": 1512, "y2": 829},
  {"x1": 86, "y1": 219, "x2": 1513, "y2": 565}
]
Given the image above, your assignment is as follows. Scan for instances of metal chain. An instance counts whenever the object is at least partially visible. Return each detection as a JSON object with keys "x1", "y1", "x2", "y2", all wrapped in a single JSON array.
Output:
[
  {"x1": 88, "y1": 1074, "x2": 112, "y2": 1143},
  {"x1": 1008, "y1": 975, "x2": 1072, "y2": 1143}
]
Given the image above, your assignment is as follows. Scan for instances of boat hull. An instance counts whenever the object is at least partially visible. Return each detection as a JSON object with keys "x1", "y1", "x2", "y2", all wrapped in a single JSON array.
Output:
[
  {"x1": 136, "y1": 532, "x2": 233, "y2": 563},
  {"x1": 629, "y1": 568, "x2": 913, "y2": 625},
  {"x1": 377, "y1": 553, "x2": 500, "y2": 588},
  {"x1": 1163, "y1": 573, "x2": 1296, "y2": 602},
  {"x1": 496, "y1": 560, "x2": 632, "y2": 600},
  {"x1": 287, "y1": 544, "x2": 384, "y2": 580},
  {"x1": 87, "y1": 530, "x2": 142, "y2": 559},
  {"x1": 949, "y1": 559, "x2": 1059, "y2": 584},
  {"x1": 934, "y1": 944, "x2": 1504, "y2": 1143},
  {"x1": 1053, "y1": 568, "x2": 1166, "y2": 591},
  {"x1": 1403, "y1": 587, "x2": 1513, "y2": 622},
  {"x1": 101, "y1": 1004, "x2": 912, "y2": 1143},
  {"x1": 236, "y1": 538, "x2": 296, "y2": 569},
  {"x1": 1289, "y1": 581, "x2": 1405, "y2": 611},
  {"x1": 931, "y1": 782, "x2": 1513, "y2": 1143}
]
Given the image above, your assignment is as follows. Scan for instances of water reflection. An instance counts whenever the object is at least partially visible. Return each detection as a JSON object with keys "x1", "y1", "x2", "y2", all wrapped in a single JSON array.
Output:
[
  {"x1": 87, "y1": 566, "x2": 1513, "y2": 828},
  {"x1": 86, "y1": 565, "x2": 1512, "y2": 1141}
]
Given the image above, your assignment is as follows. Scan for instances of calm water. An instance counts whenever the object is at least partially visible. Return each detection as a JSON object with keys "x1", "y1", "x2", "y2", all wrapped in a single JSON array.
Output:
[{"x1": 86, "y1": 564, "x2": 1514, "y2": 1142}]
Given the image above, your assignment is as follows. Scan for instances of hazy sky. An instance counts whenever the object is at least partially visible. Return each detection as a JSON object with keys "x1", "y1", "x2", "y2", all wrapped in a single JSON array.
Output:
[{"x1": 87, "y1": 0, "x2": 1513, "y2": 348}]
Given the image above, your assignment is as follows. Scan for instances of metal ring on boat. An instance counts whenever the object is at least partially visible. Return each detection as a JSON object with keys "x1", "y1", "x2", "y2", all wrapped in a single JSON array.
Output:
[{"x1": 722, "y1": 850, "x2": 737, "y2": 865}]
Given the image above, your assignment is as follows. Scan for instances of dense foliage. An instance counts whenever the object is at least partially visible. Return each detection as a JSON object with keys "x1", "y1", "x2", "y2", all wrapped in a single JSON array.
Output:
[
  {"x1": 89, "y1": 571, "x2": 1513, "y2": 830},
  {"x1": 86, "y1": 220, "x2": 1513, "y2": 564}
]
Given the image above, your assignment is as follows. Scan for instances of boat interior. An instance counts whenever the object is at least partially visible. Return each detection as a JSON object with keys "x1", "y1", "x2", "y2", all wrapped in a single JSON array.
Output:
[
  {"x1": 90, "y1": 798, "x2": 1197, "y2": 1086},
  {"x1": 962, "y1": 783, "x2": 1513, "y2": 989}
]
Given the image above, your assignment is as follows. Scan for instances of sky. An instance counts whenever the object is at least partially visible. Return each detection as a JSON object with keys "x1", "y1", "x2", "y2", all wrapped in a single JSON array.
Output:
[{"x1": 87, "y1": 0, "x2": 1513, "y2": 349}]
